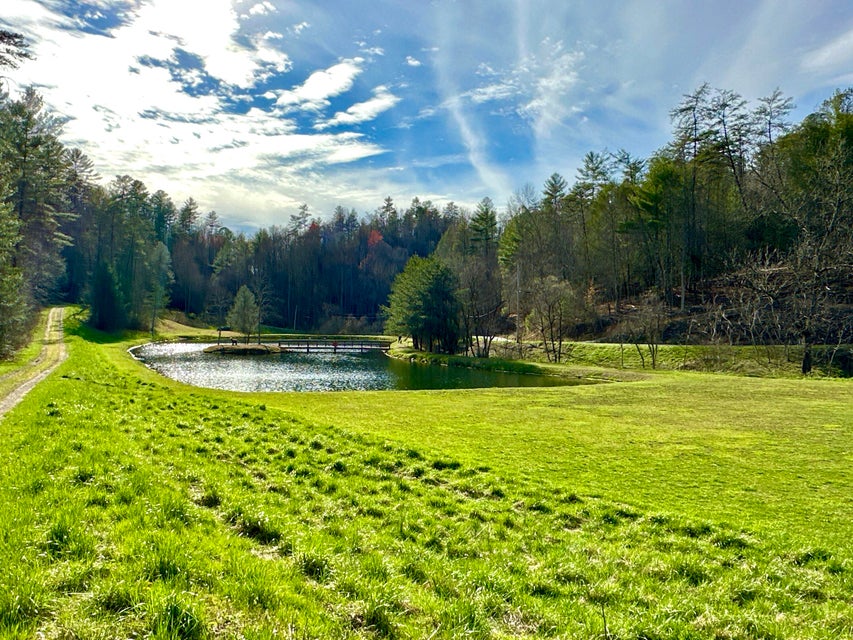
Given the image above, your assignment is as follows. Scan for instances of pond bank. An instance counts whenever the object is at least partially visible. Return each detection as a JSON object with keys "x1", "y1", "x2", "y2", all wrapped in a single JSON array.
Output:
[{"x1": 386, "y1": 346, "x2": 649, "y2": 383}]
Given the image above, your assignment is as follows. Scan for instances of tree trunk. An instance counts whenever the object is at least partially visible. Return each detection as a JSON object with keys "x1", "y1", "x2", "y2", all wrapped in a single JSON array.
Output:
[{"x1": 801, "y1": 340, "x2": 812, "y2": 375}]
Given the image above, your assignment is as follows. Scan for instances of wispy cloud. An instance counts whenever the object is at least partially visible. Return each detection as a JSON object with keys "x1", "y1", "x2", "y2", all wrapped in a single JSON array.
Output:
[
  {"x1": 455, "y1": 39, "x2": 584, "y2": 136},
  {"x1": 434, "y1": 22, "x2": 511, "y2": 197},
  {"x1": 406, "y1": 56, "x2": 422, "y2": 67},
  {"x1": 314, "y1": 85, "x2": 400, "y2": 130},
  {"x1": 802, "y1": 27, "x2": 853, "y2": 73},
  {"x1": 518, "y1": 44, "x2": 584, "y2": 138},
  {"x1": 290, "y1": 21, "x2": 309, "y2": 35},
  {"x1": 447, "y1": 99, "x2": 510, "y2": 197}
]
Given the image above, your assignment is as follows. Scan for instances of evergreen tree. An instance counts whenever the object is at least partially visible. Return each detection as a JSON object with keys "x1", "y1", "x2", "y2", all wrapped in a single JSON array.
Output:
[
  {"x1": 470, "y1": 197, "x2": 498, "y2": 255},
  {"x1": 0, "y1": 87, "x2": 72, "y2": 304},
  {"x1": 0, "y1": 30, "x2": 31, "y2": 71},
  {"x1": 151, "y1": 190, "x2": 176, "y2": 245},
  {"x1": 147, "y1": 241, "x2": 173, "y2": 334},
  {"x1": 61, "y1": 148, "x2": 99, "y2": 301},
  {"x1": 437, "y1": 201, "x2": 505, "y2": 357},
  {"x1": 0, "y1": 197, "x2": 25, "y2": 357},
  {"x1": 227, "y1": 285, "x2": 259, "y2": 344},
  {"x1": 384, "y1": 256, "x2": 461, "y2": 353},
  {"x1": 90, "y1": 261, "x2": 124, "y2": 332}
]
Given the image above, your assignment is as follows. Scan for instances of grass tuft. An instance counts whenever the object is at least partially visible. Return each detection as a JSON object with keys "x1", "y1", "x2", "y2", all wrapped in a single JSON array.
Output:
[
  {"x1": 792, "y1": 547, "x2": 833, "y2": 566},
  {"x1": 0, "y1": 570, "x2": 43, "y2": 630},
  {"x1": 297, "y1": 551, "x2": 331, "y2": 582},
  {"x1": 431, "y1": 459, "x2": 461, "y2": 471},
  {"x1": 149, "y1": 590, "x2": 208, "y2": 639},
  {"x1": 362, "y1": 597, "x2": 398, "y2": 638},
  {"x1": 227, "y1": 507, "x2": 281, "y2": 544},
  {"x1": 43, "y1": 515, "x2": 92, "y2": 559},
  {"x1": 95, "y1": 580, "x2": 144, "y2": 614},
  {"x1": 196, "y1": 486, "x2": 221, "y2": 509}
]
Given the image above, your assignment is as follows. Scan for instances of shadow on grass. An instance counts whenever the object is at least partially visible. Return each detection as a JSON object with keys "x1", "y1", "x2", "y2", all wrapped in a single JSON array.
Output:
[
  {"x1": 64, "y1": 309, "x2": 145, "y2": 346},
  {"x1": 398, "y1": 349, "x2": 549, "y2": 376}
]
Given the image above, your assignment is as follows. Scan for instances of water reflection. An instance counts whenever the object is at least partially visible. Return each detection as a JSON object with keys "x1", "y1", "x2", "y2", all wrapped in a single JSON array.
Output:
[{"x1": 132, "y1": 342, "x2": 583, "y2": 392}]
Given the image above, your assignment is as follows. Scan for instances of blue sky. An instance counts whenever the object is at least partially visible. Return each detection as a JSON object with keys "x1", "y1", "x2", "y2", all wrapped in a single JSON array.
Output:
[{"x1": 3, "y1": 0, "x2": 853, "y2": 230}]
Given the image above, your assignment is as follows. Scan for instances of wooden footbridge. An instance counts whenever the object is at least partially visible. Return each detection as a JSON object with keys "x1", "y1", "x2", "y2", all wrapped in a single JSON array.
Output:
[{"x1": 273, "y1": 339, "x2": 392, "y2": 354}]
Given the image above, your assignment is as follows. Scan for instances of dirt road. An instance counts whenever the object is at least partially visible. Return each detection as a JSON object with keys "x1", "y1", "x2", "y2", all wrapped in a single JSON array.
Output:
[{"x1": 0, "y1": 307, "x2": 67, "y2": 419}]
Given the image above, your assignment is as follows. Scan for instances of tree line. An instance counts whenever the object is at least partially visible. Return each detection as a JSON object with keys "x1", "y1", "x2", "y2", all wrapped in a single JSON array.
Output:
[
  {"x1": 1, "y1": 30, "x2": 850, "y2": 372},
  {"x1": 386, "y1": 85, "x2": 853, "y2": 372}
]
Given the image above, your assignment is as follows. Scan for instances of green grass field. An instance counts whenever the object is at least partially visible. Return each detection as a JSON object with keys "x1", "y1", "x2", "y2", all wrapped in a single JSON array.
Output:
[{"x1": 0, "y1": 314, "x2": 851, "y2": 638}]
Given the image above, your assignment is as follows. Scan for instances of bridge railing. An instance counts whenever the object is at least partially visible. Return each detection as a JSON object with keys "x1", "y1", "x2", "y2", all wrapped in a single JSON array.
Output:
[{"x1": 273, "y1": 339, "x2": 391, "y2": 353}]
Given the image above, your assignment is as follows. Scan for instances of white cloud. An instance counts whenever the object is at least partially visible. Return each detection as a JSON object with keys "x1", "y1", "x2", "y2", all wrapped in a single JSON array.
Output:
[
  {"x1": 125, "y1": 0, "x2": 258, "y2": 87},
  {"x1": 275, "y1": 58, "x2": 364, "y2": 110},
  {"x1": 802, "y1": 27, "x2": 853, "y2": 73},
  {"x1": 467, "y1": 82, "x2": 519, "y2": 104},
  {"x1": 250, "y1": 33, "x2": 292, "y2": 76},
  {"x1": 3, "y1": 0, "x2": 84, "y2": 36},
  {"x1": 291, "y1": 21, "x2": 310, "y2": 35},
  {"x1": 4, "y1": 0, "x2": 288, "y2": 89},
  {"x1": 450, "y1": 39, "x2": 584, "y2": 138},
  {"x1": 315, "y1": 86, "x2": 400, "y2": 130},
  {"x1": 1, "y1": 1, "x2": 395, "y2": 226},
  {"x1": 519, "y1": 46, "x2": 584, "y2": 138},
  {"x1": 406, "y1": 56, "x2": 422, "y2": 67},
  {"x1": 248, "y1": 2, "x2": 276, "y2": 17},
  {"x1": 408, "y1": 154, "x2": 467, "y2": 169}
]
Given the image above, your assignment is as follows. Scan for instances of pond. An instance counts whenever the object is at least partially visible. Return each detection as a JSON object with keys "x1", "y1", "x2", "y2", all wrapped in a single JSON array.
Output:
[{"x1": 131, "y1": 342, "x2": 588, "y2": 392}]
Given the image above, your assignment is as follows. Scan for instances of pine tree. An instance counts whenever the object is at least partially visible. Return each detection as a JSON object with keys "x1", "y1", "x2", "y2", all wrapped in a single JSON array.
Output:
[
  {"x1": 0, "y1": 87, "x2": 72, "y2": 303},
  {"x1": 90, "y1": 261, "x2": 124, "y2": 332},
  {"x1": 227, "y1": 285, "x2": 259, "y2": 344},
  {"x1": 0, "y1": 198, "x2": 25, "y2": 356},
  {"x1": 384, "y1": 256, "x2": 461, "y2": 353}
]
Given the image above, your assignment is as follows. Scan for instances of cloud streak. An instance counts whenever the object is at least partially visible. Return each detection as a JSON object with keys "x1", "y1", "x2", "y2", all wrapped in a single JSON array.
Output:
[
  {"x1": 275, "y1": 58, "x2": 363, "y2": 111},
  {"x1": 315, "y1": 85, "x2": 400, "y2": 130}
]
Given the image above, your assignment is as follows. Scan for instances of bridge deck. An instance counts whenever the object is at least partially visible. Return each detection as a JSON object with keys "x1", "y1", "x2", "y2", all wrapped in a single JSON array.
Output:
[{"x1": 273, "y1": 339, "x2": 391, "y2": 353}]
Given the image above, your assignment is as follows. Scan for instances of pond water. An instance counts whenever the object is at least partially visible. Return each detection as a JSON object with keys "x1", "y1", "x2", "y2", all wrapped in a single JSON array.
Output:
[{"x1": 131, "y1": 342, "x2": 586, "y2": 392}]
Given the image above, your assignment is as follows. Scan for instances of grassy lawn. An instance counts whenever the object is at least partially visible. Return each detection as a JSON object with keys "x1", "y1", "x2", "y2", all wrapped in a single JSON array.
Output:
[
  {"x1": 1, "y1": 315, "x2": 851, "y2": 638},
  {"x1": 279, "y1": 372, "x2": 853, "y2": 553}
]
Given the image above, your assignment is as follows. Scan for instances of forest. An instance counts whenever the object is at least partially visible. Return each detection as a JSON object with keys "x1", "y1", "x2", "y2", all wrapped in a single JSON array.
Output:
[{"x1": 0, "y1": 30, "x2": 851, "y2": 372}]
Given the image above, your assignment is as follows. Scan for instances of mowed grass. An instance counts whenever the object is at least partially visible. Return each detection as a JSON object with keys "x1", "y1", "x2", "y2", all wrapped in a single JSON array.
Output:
[
  {"x1": 0, "y1": 316, "x2": 851, "y2": 638},
  {"x1": 281, "y1": 372, "x2": 853, "y2": 554}
]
